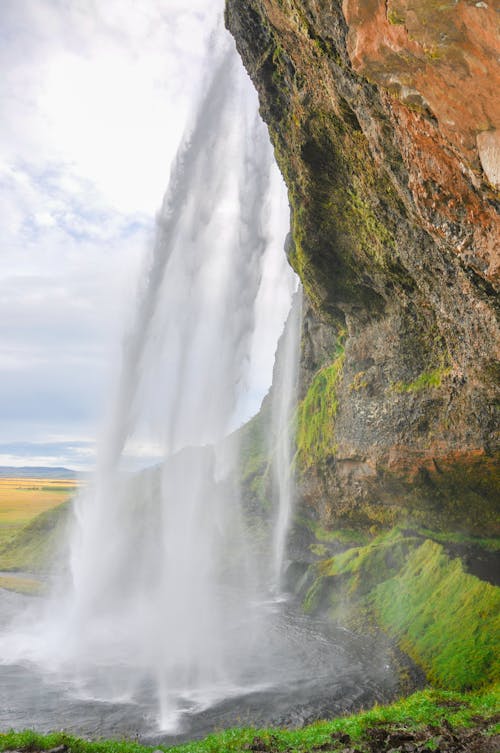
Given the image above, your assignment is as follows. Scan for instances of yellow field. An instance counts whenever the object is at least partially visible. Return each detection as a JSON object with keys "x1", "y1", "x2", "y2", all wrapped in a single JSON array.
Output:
[
  {"x1": 0, "y1": 573, "x2": 42, "y2": 595},
  {"x1": 0, "y1": 477, "x2": 80, "y2": 545}
]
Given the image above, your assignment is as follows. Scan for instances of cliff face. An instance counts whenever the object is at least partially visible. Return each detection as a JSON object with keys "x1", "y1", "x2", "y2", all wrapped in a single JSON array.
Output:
[{"x1": 226, "y1": 0, "x2": 499, "y2": 533}]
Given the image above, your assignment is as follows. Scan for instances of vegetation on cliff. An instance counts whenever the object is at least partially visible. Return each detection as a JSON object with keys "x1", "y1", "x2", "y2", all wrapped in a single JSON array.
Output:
[
  {"x1": 226, "y1": 0, "x2": 499, "y2": 531},
  {"x1": 301, "y1": 528, "x2": 500, "y2": 691},
  {"x1": 296, "y1": 345, "x2": 344, "y2": 469}
]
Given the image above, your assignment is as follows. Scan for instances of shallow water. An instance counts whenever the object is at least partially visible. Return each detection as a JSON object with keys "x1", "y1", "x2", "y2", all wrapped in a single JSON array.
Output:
[{"x1": 0, "y1": 587, "x2": 400, "y2": 745}]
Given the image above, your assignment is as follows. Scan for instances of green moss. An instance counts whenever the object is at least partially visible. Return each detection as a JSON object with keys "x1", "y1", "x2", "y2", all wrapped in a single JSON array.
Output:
[
  {"x1": 375, "y1": 540, "x2": 500, "y2": 689},
  {"x1": 391, "y1": 367, "x2": 450, "y2": 393},
  {"x1": 302, "y1": 529, "x2": 500, "y2": 690},
  {"x1": 309, "y1": 542, "x2": 328, "y2": 557},
  {"x1": 303, "y1": 529, "x2": 420, "y2": 614},
  {"x1": 268, "y1": 94, "x2": 404, "y2": 316},
  {"x1": 296, "y1": 347, "x2": 345, "y2": 469},
  {"x1": 312, "y1": 523, "x2": 370, "y2": 547},
  {"x1": 349, "y1": 370, "x2": 368, "y2": 392},
  {"x1": 387, "y1": 9, "x2": 405, "y2": 25},
  {"x1": 416, "y1": 527, "x2": 500, "y2": 552},
  {"x1": 1, "y1": 684, "x2": 498, "y2": 752},
  {"x1": 340, "y1": 188, "x2": 396, "y2": 266}
]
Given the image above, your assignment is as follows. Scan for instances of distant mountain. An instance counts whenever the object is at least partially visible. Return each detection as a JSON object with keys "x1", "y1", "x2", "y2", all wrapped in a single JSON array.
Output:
[{"x1": 0, "y1": 466, "x2": 85, "y2": 479}]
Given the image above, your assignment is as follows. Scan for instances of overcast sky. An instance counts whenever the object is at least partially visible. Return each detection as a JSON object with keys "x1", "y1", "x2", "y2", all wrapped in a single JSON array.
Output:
[{"x1": 0, "y1": 0, "x2": 293, "y2": 470}]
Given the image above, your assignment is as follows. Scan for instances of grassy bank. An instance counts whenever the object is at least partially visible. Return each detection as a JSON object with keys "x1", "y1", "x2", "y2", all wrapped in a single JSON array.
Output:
[
  {"x1": 0, "y1": 501, "x2": 71, "y2": 573},
  {"x1": 1, "y1": 684, "x2": 498, "y2": 752},
  {"x1": 301, "y1": 527, "x2": 500, "y2": 691},
  {"x1": 0, "y1": 477, "x2": 78, "y2": 541}
]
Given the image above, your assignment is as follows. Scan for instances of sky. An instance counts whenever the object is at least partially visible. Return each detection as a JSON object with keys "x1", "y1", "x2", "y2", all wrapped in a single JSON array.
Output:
[{"x1": 0, "y1": 0, "x2": 293, "y2": 470}]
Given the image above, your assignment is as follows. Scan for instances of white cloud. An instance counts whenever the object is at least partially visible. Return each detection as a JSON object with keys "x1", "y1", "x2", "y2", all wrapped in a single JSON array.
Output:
[
  {"x1": 0, "y1": 0, "x2": 225, "y2": 463},
  {"x1": 0, "y1": 0, "x2": 293, "y2": 469},
  {"x1": 0, "y1": 0, "x2": 215, "y2": 213}
]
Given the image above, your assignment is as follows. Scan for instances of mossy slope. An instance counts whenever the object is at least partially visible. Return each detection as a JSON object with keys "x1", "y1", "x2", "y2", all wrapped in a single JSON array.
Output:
[
  {"x1": 376, "y1": 539, "x2": 500, "y2": 689},
  {"x1": 296, "y1": 348, "x2": 344, "y2": 469},
  {"x1": 302, "y1": 529, "x2": 500, "y2": 691}
]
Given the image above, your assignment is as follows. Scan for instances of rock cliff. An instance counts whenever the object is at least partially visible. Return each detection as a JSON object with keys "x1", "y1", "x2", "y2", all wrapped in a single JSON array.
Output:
[{"x1": 226, "y1": 0, "x2": 499, "y2": 534}]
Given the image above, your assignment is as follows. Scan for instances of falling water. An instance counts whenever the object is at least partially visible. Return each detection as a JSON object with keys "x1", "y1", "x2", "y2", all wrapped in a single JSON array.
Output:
[
  {"x1": 271, "y1": 289, "x2": 303, "y2": 586},
  {"x1": 62, "y1": 37, "x2": 289, "y2": 728},
  {"x1": 0, "y1": 28, "x2": 303, "y2": 731}
]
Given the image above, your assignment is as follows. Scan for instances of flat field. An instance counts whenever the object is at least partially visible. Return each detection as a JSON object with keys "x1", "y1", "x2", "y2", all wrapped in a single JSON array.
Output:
[{"x1": 0, "y1": 477, "x2": 79, "y2": 546}]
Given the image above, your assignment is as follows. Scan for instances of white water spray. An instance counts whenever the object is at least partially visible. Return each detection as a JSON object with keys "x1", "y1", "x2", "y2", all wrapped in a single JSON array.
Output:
[{"x1": 0, "y1": 28, "x2": 302, "y2": 731}]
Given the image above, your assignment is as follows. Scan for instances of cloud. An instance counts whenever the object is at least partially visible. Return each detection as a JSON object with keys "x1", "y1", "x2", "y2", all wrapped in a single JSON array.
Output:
[
  {"x1": 0, "y1": 0, "x2": 294, "y2": 469},
  {"x1": 0, "y1": 440, "x2": 96, "y2": 471},
  {"x1": 0, "y1": 0, "x2": 221, "y2": 462}
]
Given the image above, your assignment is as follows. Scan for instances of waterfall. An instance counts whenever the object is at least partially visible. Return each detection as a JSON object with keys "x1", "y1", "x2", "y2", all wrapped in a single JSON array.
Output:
[
  {"x1": 0, "y1": 23, "x2": 302, "y2": 734},
  {"x1": 271, "y1": 288, "x2": 303, "y2": 586},
  {"x1": 62, "y1": 38, "x2": 283, "y2": 728}
]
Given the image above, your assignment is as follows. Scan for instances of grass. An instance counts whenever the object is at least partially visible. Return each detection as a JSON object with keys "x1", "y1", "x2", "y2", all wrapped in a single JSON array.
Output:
[
  {"x1": 236, "y1": 406, "x2": 272, "y2": 510},
  {"x1": 302, "y1": 528, "x2": 416, "y2": 614},
  {"x1": 0, "y1": 476, "x2": 79, "y2": 573},
  {"x1": 0, "y1": 477, "x2": 79, "y2": 547},
  {"x1": 375, "y1": 539, "x2": 500, "y2": 689},
  {"x1": 302, "y1": 519, "x2": 371, "y2": 547},
  {"x1": 296, "y1": 347, "x2": 345, "y2": 469},
  {"x1": 391, "y1": 367, "x2": 450, "y2": 393},
  {"x1": 301, "y1": 529, "x2": 500, "y2": 690},
  {"x1": 0, "y1": 684, "x2": 498, "y2": 752},
  {"x1": 415, "y1": 527, "x2": 500, "y2": 552},
  {"x1": 0, "y1": 500, "x2": 71, "y2": 573}
]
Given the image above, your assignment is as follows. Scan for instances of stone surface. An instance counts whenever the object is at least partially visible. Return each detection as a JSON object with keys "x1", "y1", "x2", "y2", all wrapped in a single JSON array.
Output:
[
  {"x1": 226, "y1": 0, "x2": 499, "y2": 533},
  {"x1": 477, "y1": 129, "x2": 500, "y2": 190}
]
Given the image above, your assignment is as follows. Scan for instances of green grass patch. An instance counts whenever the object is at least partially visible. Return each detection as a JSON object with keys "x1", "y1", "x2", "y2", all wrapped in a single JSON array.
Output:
[
  {"x1": 391, "y1": 367, "x2": 449, "y2": 393},
  {"x1": 0, "y1": 501, "x2": 71, "y2": 572},
  {"x1": 236, "y1": 406, "x2": 272, "y2": 509},
  {"x1": 296, "y1": 348, "x2": 345, "y2": 469},
  {"x1": 0, "y1": 684, "x2": 498, "y2": 752},
  {"x1": 375, "y1": 539, "x2": 500, "y2": 690},
  {"x1": 302, "y1": 528, "x2": 420, "y2": 614},
  {"x1": 302, "y1": 529, "x2": 500, "y2": 690},
  {"x1": 296, "y1": 515, "x2": 371, "y2": 548},
  {"x1": 415, "y1": 527, "x2": 500, "y2": 552},
  {"x1": 312, "y1": 524, "x2": 371, "y2": 547}
]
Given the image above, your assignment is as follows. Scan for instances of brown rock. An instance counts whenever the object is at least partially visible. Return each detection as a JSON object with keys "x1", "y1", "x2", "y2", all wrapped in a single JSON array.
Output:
[{"x1": 226, "y1": 0, "x2": 499, "y2": 533}]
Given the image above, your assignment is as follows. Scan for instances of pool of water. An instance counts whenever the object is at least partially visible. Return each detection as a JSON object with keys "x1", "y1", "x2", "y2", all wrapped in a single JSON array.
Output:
[{"x1": 0, "y1": 586, "x2": 407, "y2": 745}]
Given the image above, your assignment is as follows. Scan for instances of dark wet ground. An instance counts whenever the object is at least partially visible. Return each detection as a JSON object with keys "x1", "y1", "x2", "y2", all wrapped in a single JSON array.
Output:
[{"x1": 243, "y1": 716, "x2": 500, "y2": 752}]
